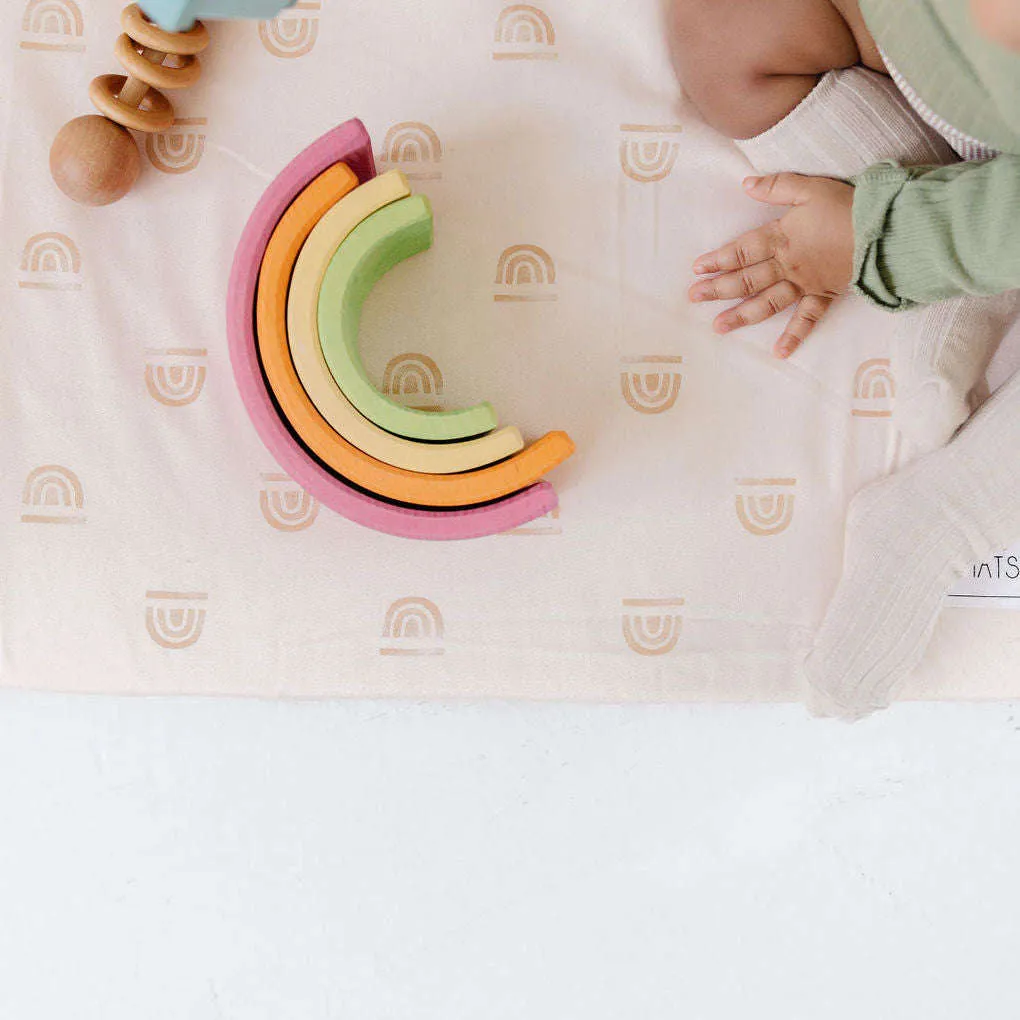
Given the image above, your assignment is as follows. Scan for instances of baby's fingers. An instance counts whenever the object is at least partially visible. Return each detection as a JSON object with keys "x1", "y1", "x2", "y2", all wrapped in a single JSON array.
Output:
[
  {"x1": 694, "y1": 222, "x2": 782, "y2": 275},
  {"x1": 689, "y1": 257, "x2": 784, "y2": 304},
  {"x1": 714, "y1": 280, "x2": 800, "y2": 334},
  {"x1": 773, "y1": 294, "x2": 833, "y2": 358}
]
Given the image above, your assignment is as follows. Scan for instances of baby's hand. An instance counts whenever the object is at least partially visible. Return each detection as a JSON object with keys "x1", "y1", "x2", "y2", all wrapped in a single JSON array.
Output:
[{"x1": 689, "y1": 173, "x2": 855, "y2": 359}]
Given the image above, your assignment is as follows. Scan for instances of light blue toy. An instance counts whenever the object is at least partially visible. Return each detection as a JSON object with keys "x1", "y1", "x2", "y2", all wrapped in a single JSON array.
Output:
[{"x1": 139, "y1": 0, "x2": 295, "y2": 31}]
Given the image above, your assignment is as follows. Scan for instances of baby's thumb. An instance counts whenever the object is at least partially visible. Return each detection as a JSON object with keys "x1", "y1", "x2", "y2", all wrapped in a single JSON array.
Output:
[{"x1": 743, "y1": 172, "x2": 808, "y2": 207}]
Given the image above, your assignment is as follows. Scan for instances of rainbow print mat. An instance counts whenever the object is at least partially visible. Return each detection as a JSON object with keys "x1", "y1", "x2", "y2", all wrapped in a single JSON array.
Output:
[{"x1": 2, "y1": 0, "x2": 1020, "y2": 701}]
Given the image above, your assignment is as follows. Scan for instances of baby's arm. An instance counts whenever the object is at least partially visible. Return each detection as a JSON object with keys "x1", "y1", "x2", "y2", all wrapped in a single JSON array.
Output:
[
  {"x1": 690, "y1": 158, "x2": 1020, "y2": 358},
  {"x1": 853, "y1": 156, "x2": 1020, "y2": 309}
]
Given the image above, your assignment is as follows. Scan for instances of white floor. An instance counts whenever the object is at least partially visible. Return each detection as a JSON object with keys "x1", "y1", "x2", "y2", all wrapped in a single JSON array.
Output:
[{"x1": 1, "y1": 695, "x2": 1019, "y2": 1019}]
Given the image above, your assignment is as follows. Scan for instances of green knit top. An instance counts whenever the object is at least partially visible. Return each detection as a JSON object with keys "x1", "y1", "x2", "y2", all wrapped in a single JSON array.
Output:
[{"x1": 852, "y1": 0, "x2": 1020, "y2": 309}]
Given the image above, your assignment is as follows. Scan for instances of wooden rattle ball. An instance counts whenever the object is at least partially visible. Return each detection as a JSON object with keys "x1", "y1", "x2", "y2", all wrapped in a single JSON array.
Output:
[{"x1": 50, "y1": 115, "x2": 141, "y2": 206}]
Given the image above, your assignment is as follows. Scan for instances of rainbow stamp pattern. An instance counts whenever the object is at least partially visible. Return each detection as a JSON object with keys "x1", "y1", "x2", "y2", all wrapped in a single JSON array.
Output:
[
  {"x1": 21, "y1": 465, "x2": 85, "y2": 524},
  {"x1": 146, "y1": 117, "x2": 207, "y2": 175},
  {"x1": 227, "y1": 119, "x2": 574, "y2": 541},
  {"x1": 20, "y1": 0, "x2": 85, "y2": 52},
  {"x1": 622, "y1": 599, "x2": 684, "y2": 657},
  {"x1": 380, "y1": 597, "x2": 445, "y2": 656},
  {"x1": 619, "y1": 125, "x2": 684, "y2": 184},
  {"x1": 376, "y1": 122, "x2": 443, "y2": 181},
  {"x1": 852, "y1": 358, "x2": 896, "y2": 419},
  {"x1": 19, "y1": 232, "x2": 82, "y2": 290},
  {"x1": 12, "y1": 0, "x2": 998, "y2": 703},
  {"x1": 145, "y1": 591, "x2": 208, "y2": 649},
  {"x1": 258, "y1": 0, "x2": 320, "y2": 59},
  {"x1": 735, "y1": 479, "x2": 797, "y2": 538},
  {"x1": 382, "y1": 353, "x2": 445, "y2": 412},
  {"x1": 492, "y1": 3, "x2": 557, "y2": 60},
  {"x1": 259, "y1": 473, "x2": 320, "y2": 532},
  {"x1": 620, "y1": 356, "x2": 684, "y2": 415},
  {"x1": 145, "y1": 348, "x2": 208, "y2": 406}
]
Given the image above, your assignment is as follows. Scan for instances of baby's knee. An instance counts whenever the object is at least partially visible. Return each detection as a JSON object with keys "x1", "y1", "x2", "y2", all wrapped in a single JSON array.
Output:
[
  {"x1": 669, "y1": 0, "x2": 856, "y2": 140},
  {"x1": 668, "y1": 0, "x2": 771, "y2": 138}
]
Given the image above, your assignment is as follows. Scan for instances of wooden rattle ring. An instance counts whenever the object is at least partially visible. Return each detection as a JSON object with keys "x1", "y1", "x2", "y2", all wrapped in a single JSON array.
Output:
[
  {"x1": 113, "y1": 33, "x2": 202, "y2": 90},
  {"x1": 89, "y1": 74, "x2": 174, "y2": 133},
  {"x1": 120, "y1": 3, "x2": 209, "y2": 54}
]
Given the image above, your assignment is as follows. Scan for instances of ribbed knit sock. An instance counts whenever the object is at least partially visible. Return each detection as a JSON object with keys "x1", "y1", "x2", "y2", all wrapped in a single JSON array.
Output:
[
  {"x1": 892, "y1": 292, "x2": 1020, "y2": 452},
  {"x1": 803, "y1": 368, "x2": 1020, "y2": 718},
  {"x1": 734, "y1": 66, "x2": 954, "y2": 179},
  {"x1": 735, "y1": 66, "x2": 1015, "y2": 457},
  {"x1": 733, "y1": 66, "x2": 1020, "y2": 717}
]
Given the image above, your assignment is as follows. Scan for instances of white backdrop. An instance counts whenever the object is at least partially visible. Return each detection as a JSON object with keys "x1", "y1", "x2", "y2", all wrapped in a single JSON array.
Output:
[
  {"x1": 2, "y1": 695, "x2": 1020, "y2": 1019},
  {"x1": 6, "y1": 0, "x2": 1020, "y2": 1008}
]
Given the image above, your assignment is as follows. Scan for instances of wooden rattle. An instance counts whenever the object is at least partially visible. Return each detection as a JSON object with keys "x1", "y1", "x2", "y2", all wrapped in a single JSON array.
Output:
[{"x1": 49, "y1": 3, "x2": 209, "y2": 206}]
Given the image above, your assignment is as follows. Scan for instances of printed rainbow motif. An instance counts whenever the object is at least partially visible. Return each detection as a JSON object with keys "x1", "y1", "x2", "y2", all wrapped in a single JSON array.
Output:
[{"x1": 227, "y1": 118, "x2": 574, "y2": 541}]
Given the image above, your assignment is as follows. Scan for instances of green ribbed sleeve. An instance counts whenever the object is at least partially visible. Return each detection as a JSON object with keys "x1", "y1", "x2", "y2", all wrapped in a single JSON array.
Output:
[{"x1": 851, "y1": 155, "x2": 1020, "y2": 310}]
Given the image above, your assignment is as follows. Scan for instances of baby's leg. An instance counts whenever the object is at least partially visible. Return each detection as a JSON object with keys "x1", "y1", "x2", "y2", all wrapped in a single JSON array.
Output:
[
  {"x1": 805, "y1": 362, "x2": 1020, "y2": 718},
  {"x1": 669, "y1": 0, "x2": 862, "y2": 140},
  {"x1": 671, "y1": 2, "x2": 1020, "y2": 718},
  {"x1": 671, "y1": 0, "x2": 949, "y2": 179},
  {"x1": 718, "y1": 64, "x2": 1014, "y2": 716}
]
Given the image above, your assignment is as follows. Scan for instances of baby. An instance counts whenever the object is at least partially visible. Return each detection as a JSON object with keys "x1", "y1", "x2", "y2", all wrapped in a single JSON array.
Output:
[
  {"x1": 673, "y1": 0, "x2": 1020, "y2": 357},
  {"x1": 668, "y1": 0, "x2": 1020, "y2": 716}
]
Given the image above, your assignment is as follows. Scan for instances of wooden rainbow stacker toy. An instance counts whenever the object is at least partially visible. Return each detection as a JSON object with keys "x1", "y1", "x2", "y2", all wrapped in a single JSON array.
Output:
[{"x1": 227, "y1": 119, "x2": 575, "y2": 541}]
